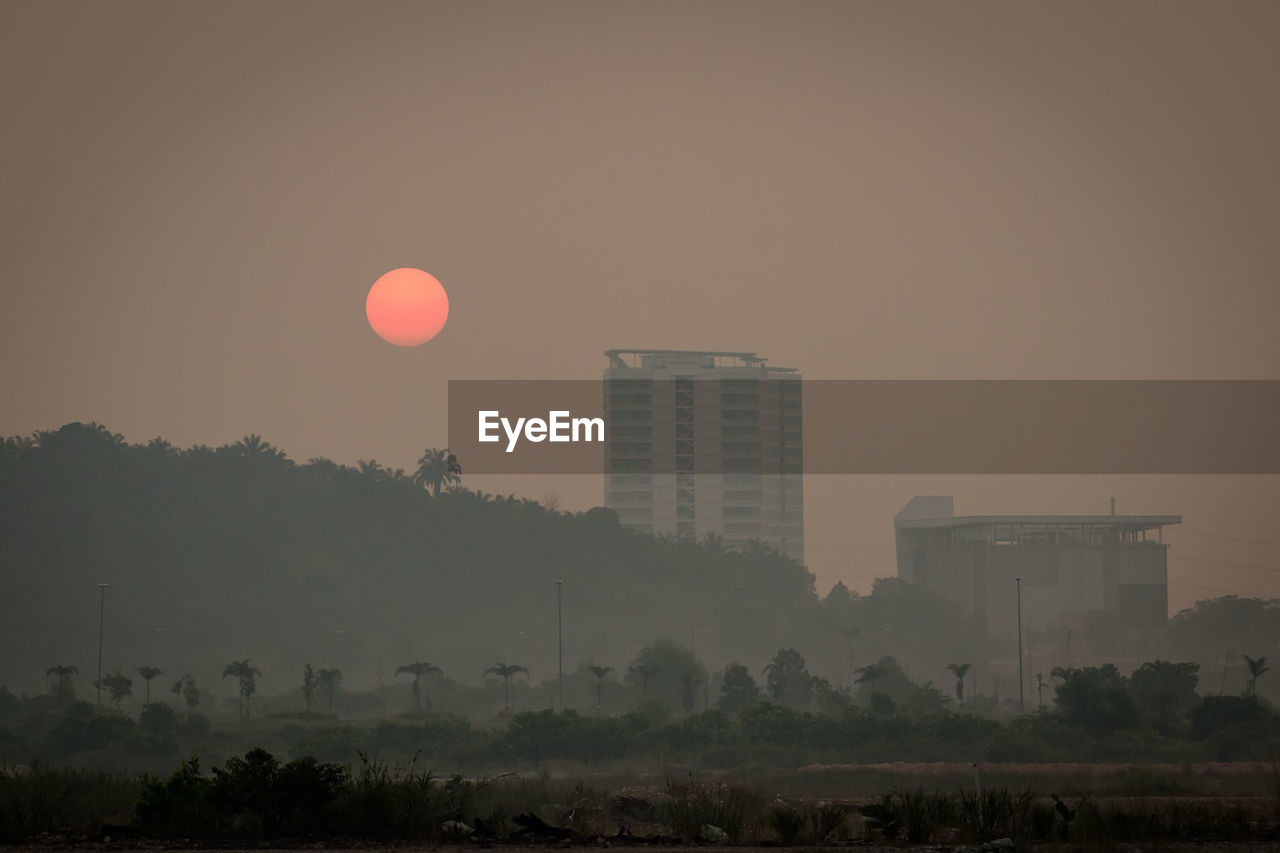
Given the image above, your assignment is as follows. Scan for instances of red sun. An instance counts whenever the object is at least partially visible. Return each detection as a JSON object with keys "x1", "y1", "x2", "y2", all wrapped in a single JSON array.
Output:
[{"x1": 365, "y1": 268, "x2": 450, "y2": 346}]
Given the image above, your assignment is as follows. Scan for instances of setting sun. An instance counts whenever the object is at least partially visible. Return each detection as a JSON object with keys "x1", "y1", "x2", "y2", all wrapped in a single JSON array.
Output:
[{"x1": 365, "y1": 267, "x2": 449, "y2": 347}]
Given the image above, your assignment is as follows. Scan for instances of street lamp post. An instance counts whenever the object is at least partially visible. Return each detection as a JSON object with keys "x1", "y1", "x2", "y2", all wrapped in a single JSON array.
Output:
[
  {"x1": 556, "y1": 580, "x2": 564, "y2": 713},
  {"x1": 1015, "y1": 576, "x2": 1024, "y2": 713},
  {"x1": 96, "y1": 583, "x2": 109, "y2": 707}
]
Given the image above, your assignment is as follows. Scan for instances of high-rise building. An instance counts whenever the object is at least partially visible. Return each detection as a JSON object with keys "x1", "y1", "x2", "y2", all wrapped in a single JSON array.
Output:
[{"x1": 603, "y1": 349, "x2": 804, "y2": 562}]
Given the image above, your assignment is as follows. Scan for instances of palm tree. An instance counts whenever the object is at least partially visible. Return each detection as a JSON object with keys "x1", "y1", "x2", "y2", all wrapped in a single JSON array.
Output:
[
  {"x1": 679, "y1": 669, "x2": 705, "y2": 714},
  {"x1": 302, "y1": 663, "x2": 319, "y2": 714},
  {"x1": 947, "y1": 662, "x2": 971, "y2": 707},
  {"x1": 843, "y1": 626, "x2": 862, "y2": 685},
  {"x1": 854, "y1": 663, "x2": 886, "y2": 686},
  {"x1": 137, "y1": 665, "x2": 164, "y2": 704},
  {"x1": 1244, "y1": 654, "x2": 1270, "y2": 696},
  {"x1": 629, "y1": 664, "x2": 659, "y2": 697},
  {"x1": 587, "y1": 665, "x2": 613, "y2": 715},
  {"x1": 318, "y1": 668, "x2": 342, "y2": 713},
  {"x1": 356, "y1": 458, "x2": 387, "y2": 480},
  {"x1": 415, "y1": 448, "x2": 462, "y2": 497},
  {"x1": 46, "y1": 665, "x2": 77, "y2": 705},
  {"x1": 396, "y1": 662, "x2": 442, "y2": 710},
  {"x1": 484, "y1": 663, "x2": 529, "y2": 708},
  {"x1": 233, "y1": 434, "x2": 290, "y2": 464},
  {"x1": 222, "y1": 659, "x2": 262, "y2": 719}
]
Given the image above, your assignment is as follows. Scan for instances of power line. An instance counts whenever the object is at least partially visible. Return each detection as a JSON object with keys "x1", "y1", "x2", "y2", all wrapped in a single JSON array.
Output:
[
  {"x1": 1168, "y1": 580, "x2": 1269, "y2": 597},
  {"x1": 1172, "y1": 554, "x2": 1280, "y2": 574},
  {"x1": 1171, "y1": 528, "x2": 1280, "y2": 548}
]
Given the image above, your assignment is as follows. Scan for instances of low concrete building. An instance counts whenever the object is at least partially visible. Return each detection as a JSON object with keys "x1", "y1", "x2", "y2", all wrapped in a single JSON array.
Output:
[{"x1": 895, "y1": 496, "x2": 1179, "y2": 651}]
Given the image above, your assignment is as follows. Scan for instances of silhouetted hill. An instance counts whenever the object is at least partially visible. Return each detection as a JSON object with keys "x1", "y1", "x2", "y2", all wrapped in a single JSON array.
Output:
[{"x1": 1, "y1": 422, "x2": 834, "y2": 698}]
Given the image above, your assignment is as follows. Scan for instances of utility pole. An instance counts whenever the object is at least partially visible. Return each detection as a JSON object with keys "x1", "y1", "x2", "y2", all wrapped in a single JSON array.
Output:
[
  {"x1": 556, "y1": 580, "x2": 564, "y2": 713},
  {"x1": 1015, "y1": 576, "x2": 1024, "y2": 713},
  {"x1": 96, "y1": 583, "x2": 109, "y2": 707}
]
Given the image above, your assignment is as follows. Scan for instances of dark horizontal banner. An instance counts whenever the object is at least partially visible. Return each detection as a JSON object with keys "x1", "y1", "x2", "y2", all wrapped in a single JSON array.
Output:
[{"x1": 447, "y1": 379, "x2": 1280, "y2": 475}]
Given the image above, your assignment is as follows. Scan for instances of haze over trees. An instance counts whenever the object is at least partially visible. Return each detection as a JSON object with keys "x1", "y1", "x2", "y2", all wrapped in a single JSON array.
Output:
[{"x1": 3, "y1": 422, "x2": 1279, "y2": 713}]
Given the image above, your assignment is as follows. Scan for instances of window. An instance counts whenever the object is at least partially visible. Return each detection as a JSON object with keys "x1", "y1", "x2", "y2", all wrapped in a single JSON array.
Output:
[
  {"x1": 722, "y1": 442, "x2": 761, "y2": 454},
  {"x1": 611, "y1": 425, "x2": 652, "y2": 438},
  {"x1": 722, "y1": 522, "x2": 761, "y2": 534},
  {"x1": 608, "y1": 491, "x2": 653, "y2": 503},
  {"x1": 611, "y1": 442, "x2": 653, "y2": 454}
]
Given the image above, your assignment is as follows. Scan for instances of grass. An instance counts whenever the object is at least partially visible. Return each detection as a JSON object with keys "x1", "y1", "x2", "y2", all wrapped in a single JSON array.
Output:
[
  {"x1": 655, "y1": 777, "x2": 767, "y2": 842},
  {"x1": 1, "y1": 754, "x2": 1278, "y2": 844},
  {"x1": 0, "y1": 762, "x2": 139, "y2": 841}
]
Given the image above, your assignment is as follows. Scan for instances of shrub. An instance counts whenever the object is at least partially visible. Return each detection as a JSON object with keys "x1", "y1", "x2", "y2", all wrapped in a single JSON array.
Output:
[
  {"x1": 656, "y1": 778, "x2": 766, "y2": 842},
  {"x1": 136, "y1": 756, "x2": 215, "y2": 836},
  {"x1": 859, "y1": 789, "x2": 952, "y2": 843},
  {"x1": 769, "y1": 802, "x2": 803, "y2": 843},
  {"x1": 1, "y1": 763, "x2": 138, "y2": 841},
  {"x1": 956, "y1": 786, "x2": 1032, "y2": 840}
]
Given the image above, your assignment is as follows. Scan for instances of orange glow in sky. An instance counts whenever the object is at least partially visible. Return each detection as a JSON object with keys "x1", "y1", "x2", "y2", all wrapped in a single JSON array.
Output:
[{"x1": 365, "y1": 268, "x2": 449, "y2": 347}]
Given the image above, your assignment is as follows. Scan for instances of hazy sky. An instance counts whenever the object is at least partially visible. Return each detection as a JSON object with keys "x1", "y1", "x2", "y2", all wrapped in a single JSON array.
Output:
[{"x1": 3, "y1": 1, "x2": 1278, "y2": 611}]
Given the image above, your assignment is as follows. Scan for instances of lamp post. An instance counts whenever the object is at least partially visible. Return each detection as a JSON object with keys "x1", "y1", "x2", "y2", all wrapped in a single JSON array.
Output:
[
  {"x1": 1015, "y1": 577, "x2": 1024, "y2": 713},
  {"x1": 96, "y1": 583, "x2": 108, "y2": 707},
  {"x1": 556, "y1": 580, "x2": 564, "y2": 713}
]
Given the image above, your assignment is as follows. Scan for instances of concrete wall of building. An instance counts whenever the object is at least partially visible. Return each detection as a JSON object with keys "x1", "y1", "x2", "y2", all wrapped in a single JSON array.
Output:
[{"x1": 899, "y1": 530, "x2": 1170, "y2": 643}]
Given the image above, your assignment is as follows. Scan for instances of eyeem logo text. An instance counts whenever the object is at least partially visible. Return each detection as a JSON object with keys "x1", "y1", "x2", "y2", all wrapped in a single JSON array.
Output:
[{"x1": 478, "y1": 410, "x2": 605, "y2": 453}]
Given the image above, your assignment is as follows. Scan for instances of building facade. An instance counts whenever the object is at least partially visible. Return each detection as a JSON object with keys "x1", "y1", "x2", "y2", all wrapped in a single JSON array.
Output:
[
  {"x1": 895, "y1": 496, "x2": 1179, "y2": 651},
  {"x1": 603, "y1": 349, "x2": 804, "y2": 562}
]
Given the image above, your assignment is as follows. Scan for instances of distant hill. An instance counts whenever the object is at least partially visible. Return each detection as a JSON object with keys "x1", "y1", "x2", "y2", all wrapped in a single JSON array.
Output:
[{"x1": 0, "y1": 422, "x2": 832, "y2": 699}]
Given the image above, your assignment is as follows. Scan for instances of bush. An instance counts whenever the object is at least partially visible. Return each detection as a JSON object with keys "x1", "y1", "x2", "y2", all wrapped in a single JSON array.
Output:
[
  {"x1": 956, "y1": 786, "x2": 1032, "y2": 840},
  {"x1": 1, "y1": 763, "x2": 138, "y2": 841},
  {"x1": 137, "y1": 748, "x2": 349, "y2": 838},
  {"x1": 656, "y1": 778, "x2": 766, "y2": 842},
  {"x1": 139, "y1": 702, "x2": 176, "y2": 736},
  {"x1": 769, "y1": 802, "x2": 803, "y2": 843},
  {"x1": 1190, "y1": 696, "x2": 1274, "y2": 741}
]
